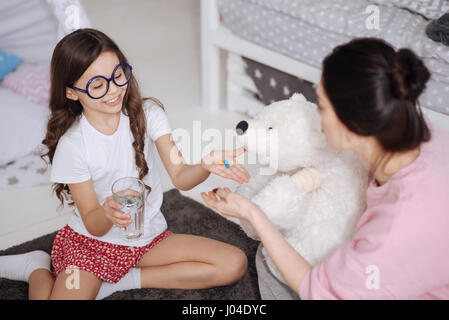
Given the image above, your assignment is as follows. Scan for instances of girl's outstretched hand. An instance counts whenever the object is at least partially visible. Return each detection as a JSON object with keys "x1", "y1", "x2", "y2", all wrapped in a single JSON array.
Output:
[
  {"x1": 201, "y1": 148, "x2": 250, "y2": 184},
  {"x1": 201, "y1": 187, "x2": 259, "y2": 222}
]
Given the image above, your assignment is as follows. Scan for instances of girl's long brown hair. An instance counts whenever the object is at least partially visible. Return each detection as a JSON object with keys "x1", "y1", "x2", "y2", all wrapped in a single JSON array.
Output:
[{"x1": 41, "y1": 28, "x2": 161, "y2": 208}]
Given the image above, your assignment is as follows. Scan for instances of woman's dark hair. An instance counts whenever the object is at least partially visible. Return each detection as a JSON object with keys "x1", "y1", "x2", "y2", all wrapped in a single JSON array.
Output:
[
  {"x1": 40, "y1": 28, "x2": 162, "y2": 208},
  {"x1": 322, "y1": 37, "x2": 431, "y2": 152}
]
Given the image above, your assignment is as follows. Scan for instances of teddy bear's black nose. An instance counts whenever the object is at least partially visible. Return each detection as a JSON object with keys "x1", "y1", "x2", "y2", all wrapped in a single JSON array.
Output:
[{"x1": 236, "y1": 121, "x2": 248, "y2": 135}]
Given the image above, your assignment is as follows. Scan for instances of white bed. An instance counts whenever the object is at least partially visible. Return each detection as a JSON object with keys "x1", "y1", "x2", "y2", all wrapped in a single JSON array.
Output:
[
  {"x1": 201, "y1": 0, "x2": 449, "y2": 132},
  {"x1": 0, "y1": 0, "x2": 91, "y2": 250}
]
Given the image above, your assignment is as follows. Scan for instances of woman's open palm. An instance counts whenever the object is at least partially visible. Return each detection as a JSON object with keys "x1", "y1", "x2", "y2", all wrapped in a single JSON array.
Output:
[{"x1": 201, "y1": 187, "x2": 258, "y2": 221}]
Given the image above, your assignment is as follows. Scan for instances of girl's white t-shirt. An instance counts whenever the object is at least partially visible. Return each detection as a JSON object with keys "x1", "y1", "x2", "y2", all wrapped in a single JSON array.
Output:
[{"x1": 50, "y1": 100, "x2": 172, "y2": 247}]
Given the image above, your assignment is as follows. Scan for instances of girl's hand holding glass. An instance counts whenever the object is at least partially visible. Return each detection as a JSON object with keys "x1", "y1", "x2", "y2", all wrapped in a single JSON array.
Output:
[
  {"x1": 201, "y1": 148, "x2": 250, "y2": 184},
  {"x1": 103, "y1": 195, "x2": 132, "y2": 228}
]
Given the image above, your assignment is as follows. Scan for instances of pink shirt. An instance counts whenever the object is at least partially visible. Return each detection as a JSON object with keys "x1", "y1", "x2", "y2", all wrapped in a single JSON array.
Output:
[{"x1": 299, "y1": 124, "x2": 449, "y2": 299}]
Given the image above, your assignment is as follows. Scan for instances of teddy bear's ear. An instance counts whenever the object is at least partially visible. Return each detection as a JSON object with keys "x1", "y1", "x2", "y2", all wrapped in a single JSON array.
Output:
[{"x1": 290, "y1": 93, "x2": 306, "y2": 102}]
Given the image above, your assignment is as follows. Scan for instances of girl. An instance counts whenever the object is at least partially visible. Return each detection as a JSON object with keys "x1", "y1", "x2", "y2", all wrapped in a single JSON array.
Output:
[
  {"x1": 203, "y1": 38, "x2": 449, "y2": 299},
  {"x1": 0, "y1": 28, "x2": 250, "y2": 300}
]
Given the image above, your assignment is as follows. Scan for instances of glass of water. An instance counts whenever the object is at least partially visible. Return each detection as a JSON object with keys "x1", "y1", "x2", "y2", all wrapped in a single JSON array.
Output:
[{"x1": 112, "y1": 177, "x2": 146, "y2": 241}]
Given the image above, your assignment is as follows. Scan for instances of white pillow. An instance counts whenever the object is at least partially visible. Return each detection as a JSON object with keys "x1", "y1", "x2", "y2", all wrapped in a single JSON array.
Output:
[
  {"x1": 0, "y1": 0, "x2": 59, "y2": 63},
  {"x1": 0, "y1": 0, "x2": 92, "y2": 64},
  {"x1": 0, "y1": 87, "x2": 50, "y2": 166}
]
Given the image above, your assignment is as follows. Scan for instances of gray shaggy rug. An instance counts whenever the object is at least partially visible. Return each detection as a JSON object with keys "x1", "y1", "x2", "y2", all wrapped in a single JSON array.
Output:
[{"x1": 0, "y1": 189, "x2": 261, "y2": 300}]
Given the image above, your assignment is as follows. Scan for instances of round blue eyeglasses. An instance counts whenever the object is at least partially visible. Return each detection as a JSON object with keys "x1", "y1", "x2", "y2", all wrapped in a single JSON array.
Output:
[{"x1": 69, "y1": 62, "x2": 133, "y2": 99}]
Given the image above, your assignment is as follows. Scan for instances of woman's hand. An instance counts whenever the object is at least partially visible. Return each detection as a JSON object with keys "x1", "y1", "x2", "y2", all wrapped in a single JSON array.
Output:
[
  {"x1": 102, "y1": 196, "x2": 132, "y2": 228},
  {"x1": 201, "y1": 187, "x2": 260, "y2": 222},
  {"x1": 203, "y1": 187, "x2": 312, "y2": 294},
  {"x1": 201, "y1": 148, "x2": 250, "y2": 184}
]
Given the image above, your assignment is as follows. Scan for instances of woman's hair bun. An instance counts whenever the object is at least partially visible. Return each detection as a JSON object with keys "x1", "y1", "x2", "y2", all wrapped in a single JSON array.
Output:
[{"x1": 393, "y1": 48, "x2": 431, "y2": 101}]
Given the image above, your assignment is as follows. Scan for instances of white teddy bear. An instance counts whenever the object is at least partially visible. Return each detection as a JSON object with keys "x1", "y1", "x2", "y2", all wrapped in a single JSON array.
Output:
[{"x1": 235, "y1": 93, "x2": 370, "y2": 284}]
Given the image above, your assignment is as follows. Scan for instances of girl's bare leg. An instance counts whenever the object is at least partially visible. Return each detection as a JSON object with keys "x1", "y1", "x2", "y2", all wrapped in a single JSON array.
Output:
[
  {"x1": 48, "y1": 269, "x2": 102, "y2": 300},
  {"x1": 137, "y1": 234, "x2": 248, "y2": 289},
  {"x1": 29, "y1": 268, "x2": 101, "y2": 300},
  {"x1": 28, "y1": 269, "x2": 55, "y2": 300}
]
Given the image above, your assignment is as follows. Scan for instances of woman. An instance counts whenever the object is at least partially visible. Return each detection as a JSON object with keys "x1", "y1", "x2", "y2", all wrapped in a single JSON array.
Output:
[{"x1": 202, "y1": 38, "x2": 449, "y2": 299}]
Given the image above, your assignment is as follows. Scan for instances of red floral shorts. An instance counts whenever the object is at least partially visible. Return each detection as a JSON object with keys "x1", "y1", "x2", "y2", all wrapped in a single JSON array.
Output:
[{"x1": 51, "y1": 225, "x2": 172, "y2": 283}]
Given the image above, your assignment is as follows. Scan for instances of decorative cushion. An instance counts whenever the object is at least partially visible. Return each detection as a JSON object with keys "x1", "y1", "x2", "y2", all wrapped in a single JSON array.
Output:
[
  {"x1": 2, "y1": 64, "x2": 50, "y2": 105},
  {"x1": 243, "y1": 56, "x2": 318, "y2": 105},
  {"x1": 426, "y1": 13, "x2": 449, "y2": 46},
  {"x1": 0, "y1": 51, "x2": 23, "y2": 81}
]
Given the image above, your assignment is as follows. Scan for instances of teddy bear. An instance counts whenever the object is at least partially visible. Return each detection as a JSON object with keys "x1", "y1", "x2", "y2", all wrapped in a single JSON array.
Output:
[{"x1": 234, "y1": 93, "x2": 370, "y2": 284}]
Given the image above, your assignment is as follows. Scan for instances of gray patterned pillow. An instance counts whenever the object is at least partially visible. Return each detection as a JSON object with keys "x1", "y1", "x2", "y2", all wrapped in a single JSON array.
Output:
[{"x1": 243, "y1": 57, "x2": 318, "y2": 106}]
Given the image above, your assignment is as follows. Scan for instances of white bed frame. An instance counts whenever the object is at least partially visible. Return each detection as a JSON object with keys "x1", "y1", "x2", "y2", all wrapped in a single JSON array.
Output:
[
  {"x1": 201, "y1": 0, "x2": 449, "y2": 133},
  {"x1": 0, "y1": 186, "x2": 71, "y2": 250}
]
